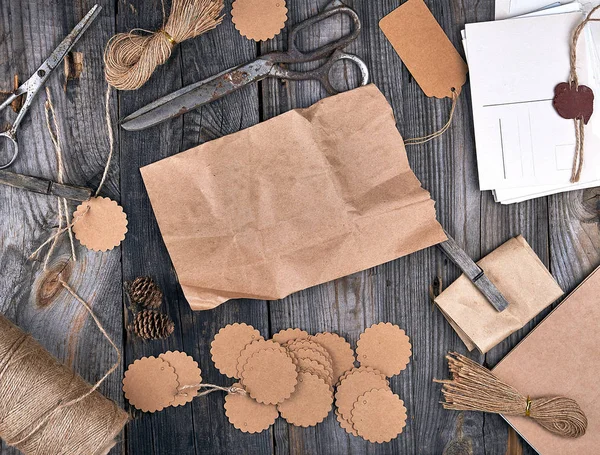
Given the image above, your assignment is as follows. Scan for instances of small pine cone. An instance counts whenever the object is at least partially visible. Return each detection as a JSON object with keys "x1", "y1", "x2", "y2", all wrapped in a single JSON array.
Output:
[
  {"x1": 126, "y1": 276, "x2": 163, "y2": 309},
  {"x1": 128, "y1": 310, "x2": 174, "y2": 340}
]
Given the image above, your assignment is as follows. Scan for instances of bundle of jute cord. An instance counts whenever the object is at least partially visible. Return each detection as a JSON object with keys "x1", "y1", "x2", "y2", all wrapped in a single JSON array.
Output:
[
  {"x1": 434, "y1": 352, "x2": 587, "y2": 438},
  {"x1": 0, "y1": 313, "x2": 128, "y2": 454},
  {"x1": 104, "y1": 0, "x2": 224, "y2": 90}
]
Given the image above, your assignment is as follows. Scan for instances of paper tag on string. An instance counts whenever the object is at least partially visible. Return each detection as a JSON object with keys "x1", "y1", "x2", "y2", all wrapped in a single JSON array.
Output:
[
  {"x1": 380, "y1": 0, "x2": 468, "y2": 99},
  {"x1": 231, "y1": 0, "x2": 288, "y2": 41},
  {"x1": 72, "y1": 196, "x2": 128, "y2": 252}
]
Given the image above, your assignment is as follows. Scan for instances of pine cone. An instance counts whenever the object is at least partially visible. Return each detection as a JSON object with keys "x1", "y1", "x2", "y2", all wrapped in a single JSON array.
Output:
[
  {"x1": 128, "y1": 310, "x2": 174, "y2": 340},
  {"x1": 126, "y1": 276, "x2": 163, "y2": 310}
]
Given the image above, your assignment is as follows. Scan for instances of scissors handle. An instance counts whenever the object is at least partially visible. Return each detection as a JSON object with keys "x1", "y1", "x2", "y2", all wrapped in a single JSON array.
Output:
[
  {"x1": 273, "y1": 5, "x2": 362, "y2": 64},
  {"x1": 271, "y1": 50, "x2": 369, "y2": 95},
  {"x1": 0, "y1": 130, "x2": 19, "y2": 170}
]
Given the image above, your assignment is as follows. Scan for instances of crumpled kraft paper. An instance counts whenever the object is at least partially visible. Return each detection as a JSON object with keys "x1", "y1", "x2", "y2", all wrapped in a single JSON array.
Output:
[
  {"x1": 435, "y1": 235, "x2": 564, "y2": 353},
  {"x1": 141, "y1": 84, "x2": 447, "y2": 310}
]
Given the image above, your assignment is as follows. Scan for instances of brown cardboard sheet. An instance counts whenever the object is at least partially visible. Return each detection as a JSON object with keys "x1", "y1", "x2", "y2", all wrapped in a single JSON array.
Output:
[
  {"x1": 141, "y1": 84, "x2": 447, "y2": 310},
  {"x1": 492, "y1": 266, "x2": 600, "y2": 455}
]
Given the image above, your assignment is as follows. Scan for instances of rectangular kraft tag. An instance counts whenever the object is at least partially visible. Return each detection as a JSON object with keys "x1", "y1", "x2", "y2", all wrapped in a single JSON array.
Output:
[{"x1": 380, "y1": 0, "x2": 468, "y2": 99}]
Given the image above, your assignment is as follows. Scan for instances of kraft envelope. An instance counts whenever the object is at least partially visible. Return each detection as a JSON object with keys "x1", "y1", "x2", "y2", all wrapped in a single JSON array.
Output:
[
  {"x1": 493, "y1": 266, "x2": 600, "y2": 455},
  {"x1": 435, "y1": 235, "x2": 563, "y2": 353},
  {"x1": 141, "y1": 84, "x2": 447, "y2": 310}
]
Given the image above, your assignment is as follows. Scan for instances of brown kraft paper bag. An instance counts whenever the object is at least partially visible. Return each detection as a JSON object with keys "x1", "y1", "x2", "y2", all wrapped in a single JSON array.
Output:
[{"x1": 141, "y1": 84, "x2": 447, "y2": 310}]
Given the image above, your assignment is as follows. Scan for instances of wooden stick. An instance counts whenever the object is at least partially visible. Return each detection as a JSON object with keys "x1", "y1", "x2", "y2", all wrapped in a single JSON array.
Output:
[
  {"x1": 437, "y1": 230, "x2": 509, "y2": 312},
  {"x1": 0, "y1": 169, "x2": 92, "y2": 202}
]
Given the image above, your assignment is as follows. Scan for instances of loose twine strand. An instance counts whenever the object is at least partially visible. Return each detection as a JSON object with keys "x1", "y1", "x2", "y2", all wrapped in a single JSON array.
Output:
[
  {"x1": 8, "y1": 87, "x2": 127, "y2": 453},
  {"x1": 434, "y1": 352, "x2": 588, "y2": 438},
  {"x1": 405, "y1": 89, "x2": 458, "y2": 146},
  {"x1": 179, "y1": 383, "x2": 247, "y2": 398},
  {"x1": 31, "y1": 85, "x2": 114, "y2": 262},
  {"x1": 567, "y1": 5, "x2": 600, "y2": 182},
  {"x1": 104, "y1": 0, "x2": 224, "y2": 91}
]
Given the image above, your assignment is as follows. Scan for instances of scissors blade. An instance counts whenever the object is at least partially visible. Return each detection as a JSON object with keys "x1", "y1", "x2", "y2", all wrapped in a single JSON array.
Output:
[
  {"x1": 43, "y1": 5, "x2": 102, "y2": 72},
  {"x1": 121, "y1": 59, "x2": 274, "y2": 131}
]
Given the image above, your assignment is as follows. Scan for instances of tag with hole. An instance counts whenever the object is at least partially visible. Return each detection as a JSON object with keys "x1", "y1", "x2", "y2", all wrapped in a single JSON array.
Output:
[{"x1": 379, "y1": 0, "x2": 467, "y2": 99}]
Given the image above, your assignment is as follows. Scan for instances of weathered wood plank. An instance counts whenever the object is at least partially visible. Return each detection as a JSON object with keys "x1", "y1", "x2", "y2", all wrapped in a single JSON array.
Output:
[
  {"x1": 117, "y1": 0, "x2": 272, "y2": 453},
  {"x1": 0, "y1": 1, "x2": 123, "y2": 454},
  {"x1": 259, "y1": 0, "x2": 485, "y2": 454}
]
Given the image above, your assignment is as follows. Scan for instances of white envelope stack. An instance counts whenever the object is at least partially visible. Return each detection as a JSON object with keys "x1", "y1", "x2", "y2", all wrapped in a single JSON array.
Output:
[{"x1": 463, "y1": 1, "x2": 600, "y2": 203}]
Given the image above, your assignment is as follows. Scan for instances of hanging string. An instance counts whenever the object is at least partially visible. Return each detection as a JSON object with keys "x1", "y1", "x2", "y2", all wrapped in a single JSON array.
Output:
[
  {"x1": 32, "y1": 84, "x2": 114, "y2": 261},
  {"x1": 565, "y1": 5, "x2": 600, "y2": 182},
  {"x1": 405, "y1": 89, "x2": 458, "y2": 146},
  {"x1": 43, "y1": 87, "x2": 76, "y2": 264}
]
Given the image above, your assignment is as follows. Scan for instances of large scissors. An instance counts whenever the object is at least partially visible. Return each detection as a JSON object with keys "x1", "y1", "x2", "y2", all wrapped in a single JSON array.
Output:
[
  {"x1": 121, "y1": 2, "x2": 369, "y2": 131},
  {"x1": 0, "y1": 5, "x2": 101, "y2": 169}
]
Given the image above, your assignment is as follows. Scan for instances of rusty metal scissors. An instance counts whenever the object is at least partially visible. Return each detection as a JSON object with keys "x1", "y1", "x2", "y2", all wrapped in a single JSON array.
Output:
[
  {"x1": 122, "y1": 2, "x2": 369, "y2": 131},
  {"x1": 0, "y1": 5, "x2": 101, "y2": 169}
]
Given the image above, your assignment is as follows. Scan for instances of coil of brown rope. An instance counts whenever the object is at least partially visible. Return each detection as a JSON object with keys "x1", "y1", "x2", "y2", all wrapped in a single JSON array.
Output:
[
  {"x1": 434, "y1": 352, "x2": 588, "y2": 439},
  {"x1": 104, "y1": 0, "x2": 224, "y2": 91}
]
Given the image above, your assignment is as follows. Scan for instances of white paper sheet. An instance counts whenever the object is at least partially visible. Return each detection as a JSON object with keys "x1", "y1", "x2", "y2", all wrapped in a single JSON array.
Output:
[{"x1": 465, "y1": 11, "x2": 600, "y2": 196}]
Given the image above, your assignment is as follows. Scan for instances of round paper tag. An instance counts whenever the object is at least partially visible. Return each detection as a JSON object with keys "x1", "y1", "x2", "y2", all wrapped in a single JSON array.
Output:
[{"x1": 72, "y1": 196, "x2": 128, "y2": 252}]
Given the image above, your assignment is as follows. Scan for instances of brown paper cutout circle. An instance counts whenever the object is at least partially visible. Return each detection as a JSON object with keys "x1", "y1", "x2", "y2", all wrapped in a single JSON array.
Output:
[
  {"x1": 224, "y1": 383, "x2": 278, "y2": 433},
  {"x1": 291, "y1": 356, "x2": 331, "y2": 385},
  {"x1": 337, "y1": 366, "x2": 388, "y2": 387},
  {"x1": 236, "y1": 339, "x2": 286, "y2": 377},
  {"x1": 159, "y1": 351, "x2": 202, "y2": 407},
  {"x1": 356, "y1": 323, "x2": 412, "y2": 377},
  {"x1": 272, "y1": 328, "x2": 310, "y2": 344},
  {"x1": 231, "y1": 0, "x2": 288, "y2": 41},
  {"x1": 351, "y1": 389, "x2": 407, "y2": 443},
  {"x1": 277, "y1": 372, "x2": 333, "y2": 427},
  {"x1": 336, "y1": 408, "x2": 358, "y2": 436},
  {"x1": 122, "y1": 356, "x2": 179, "y2": 412},
  {"x1": 241, "y1": 348, "x2": 297, "y2": 404},
  {"x1": 211, "y1": 323, "x2": 263, "y2": 378},
  {"x1": 289, "y1": 348, "x2": 333, "y2": 384},
  {"x1": 287, "y1": 339, "x2": 333, "y2": 365},
  {"x1": 313, "y1": 332, "x2": 356, "y2": 383},
  {"x1": 335, "y1": 369, "x2": 390, "y2": 422},
  {"x1": 72, "y1": 196, "x2": 128, "y2": 252}
]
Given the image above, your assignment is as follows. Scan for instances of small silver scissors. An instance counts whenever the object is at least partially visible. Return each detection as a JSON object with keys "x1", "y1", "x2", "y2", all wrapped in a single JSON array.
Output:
[
  {"x1": 0, "y1": 4, "x2": 101, "y2": 169},
  {"x1": 121, "y1": 1, "x2": 369, "y2": 131}
]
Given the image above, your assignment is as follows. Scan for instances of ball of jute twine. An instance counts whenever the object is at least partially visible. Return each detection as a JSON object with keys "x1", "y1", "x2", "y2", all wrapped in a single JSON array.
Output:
[
  {"x1": 434, "y1": 352, "x2": 587, "y2": 438},
  {"x1": 0, "y1": 313, "x2": 128, "y2": 455},
  {"x1": 104, "y1": 0, "x2": 224, "y2": 91}
]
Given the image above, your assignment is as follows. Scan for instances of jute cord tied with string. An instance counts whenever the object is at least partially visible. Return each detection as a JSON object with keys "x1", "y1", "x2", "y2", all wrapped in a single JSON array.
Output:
[
  {"x1": 104, "y1": 0, "x2": 224, "y2": 90},
  {"x1": 435, "y1": 352, "x2": 588, "y2": 438},
  {"x1": 552, "y1": 5, "x2": 600, "y2": 182},
  {"x1": 0, "y1": 313, "x2": 128, "y2": 455}
]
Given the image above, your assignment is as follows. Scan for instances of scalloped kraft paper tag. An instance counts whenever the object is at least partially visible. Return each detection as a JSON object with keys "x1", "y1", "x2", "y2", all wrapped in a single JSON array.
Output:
[
  {"x1": 379, "y1": 0, "x2": 467, "y2": 99},
  {"x1": 313, "y1": 332, "x2": 356, "y2": 383},
  {"x1": 224, "y1": 383, "x2": 279, "y2": 433},
  {"x1": 72, "y1": 196, "x2": 128, "y2": 252},
  {"x1": 211, "y1": 323, "x2": 263, "y2": 378},
  {"x1": 159, "y1": 351, "x2": 202, "y2": 407},
  {"x1": 356, "y1": 323, "x2": 412, "y2": 377},
  {"x1": 231, "y1": 0, "x2": 288, "y2": 41},
  {"x1": 241, "y1": 348, "x2": 298, "y2": 405},
  {"x1": 122, "y1": 356, "x2": 179, "y2": 413},
  {"x1": 351, "y1": 389, "x2": 407, "y2": 443},
  {"x1": 277, "y1": 372, "x2": 333, "y2": 427}
]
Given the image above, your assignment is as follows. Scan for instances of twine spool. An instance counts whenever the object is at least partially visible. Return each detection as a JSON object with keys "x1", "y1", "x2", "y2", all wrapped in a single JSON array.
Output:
[
  {"x1": 435, "y1": 352, "x2": 587, "y2": 438},
  {"x1": 0, "y1": 313, "x2": 128, "y2": 455},
  {"x1": 104, "y1": 0, "x2": 224, "y2": 90}
]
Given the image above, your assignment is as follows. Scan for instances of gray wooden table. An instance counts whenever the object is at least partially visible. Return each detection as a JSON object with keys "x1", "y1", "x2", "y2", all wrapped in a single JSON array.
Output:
[{"x1": 1, "y1": 0, "x2": 599, "y2": 454}]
